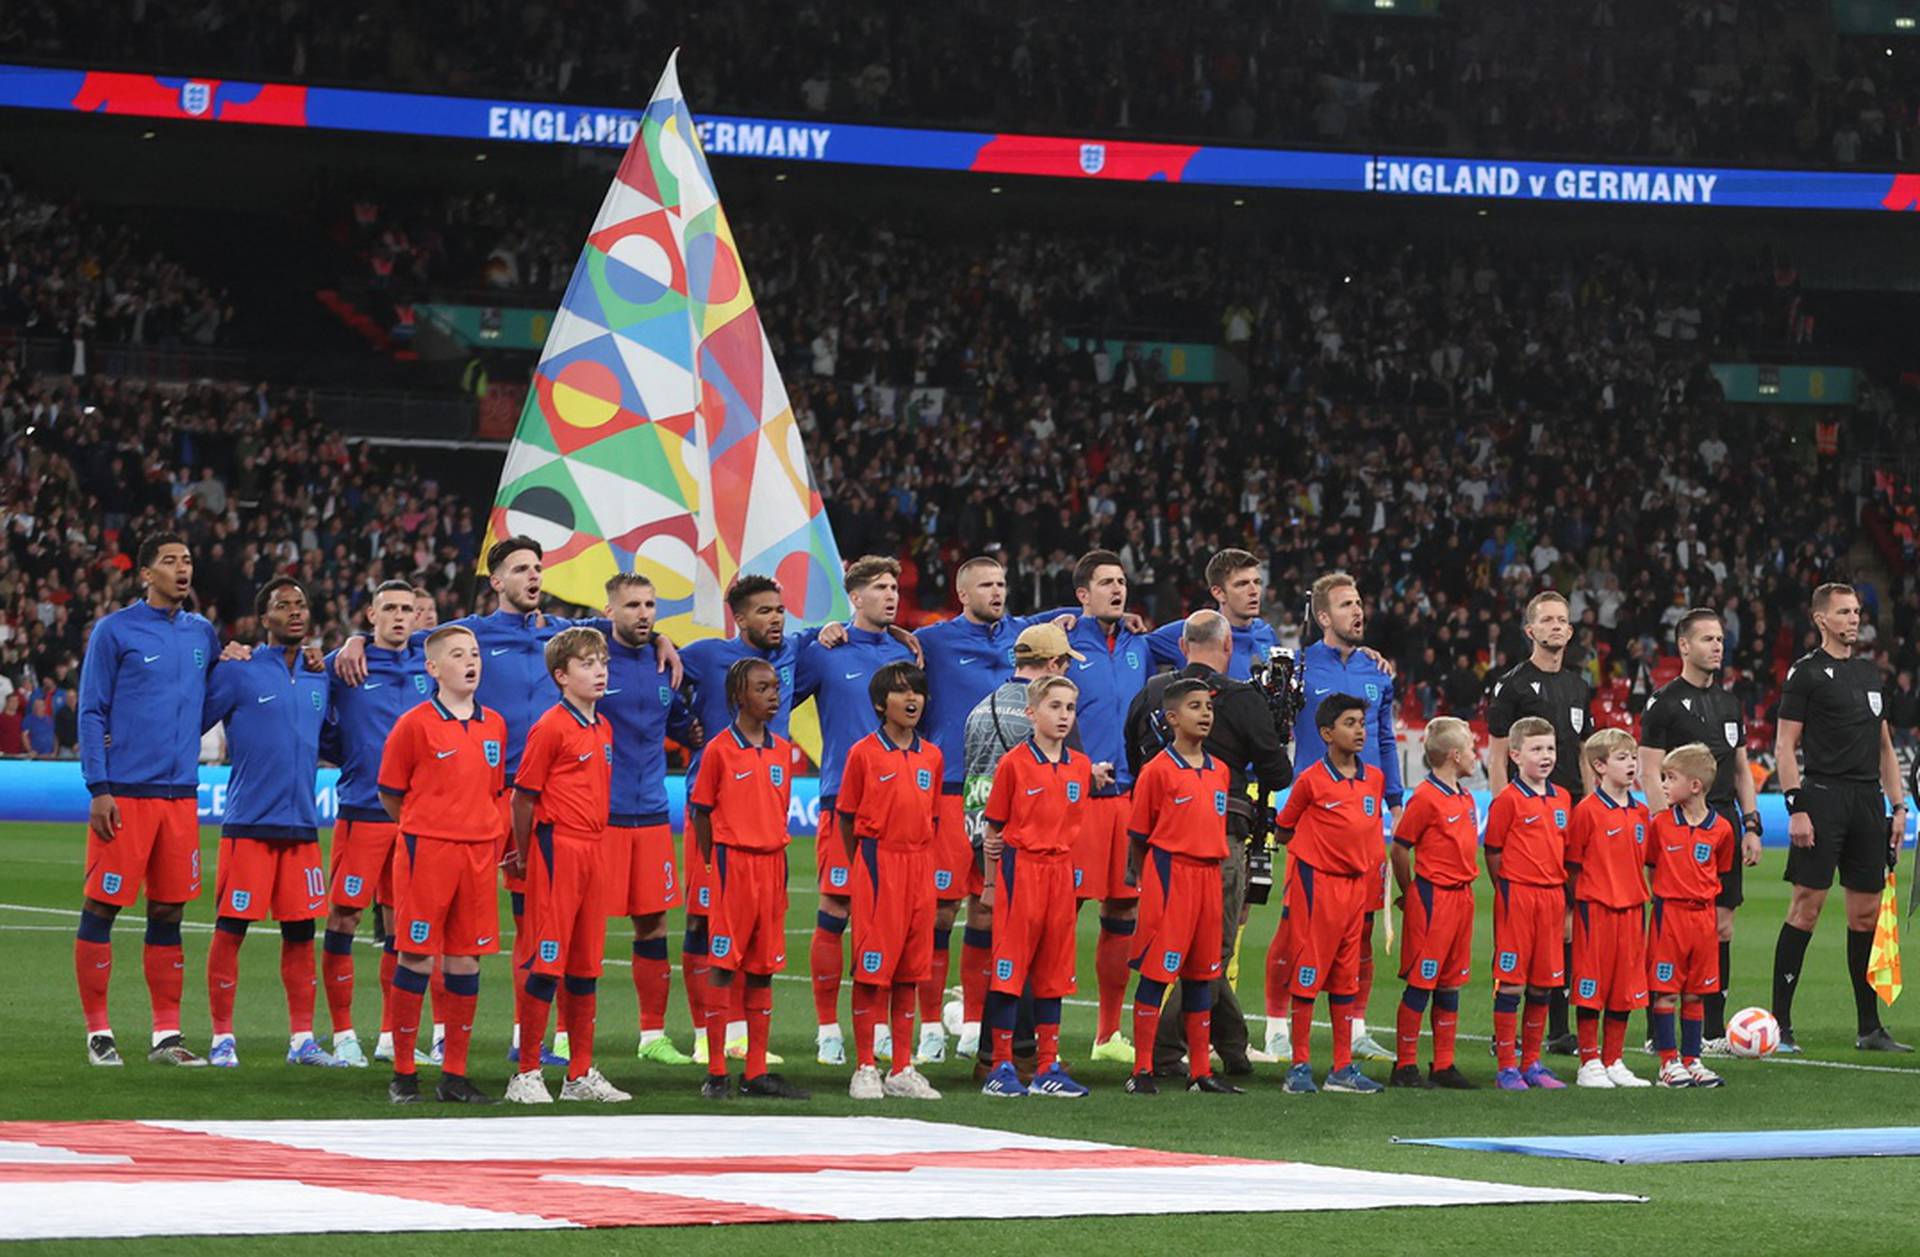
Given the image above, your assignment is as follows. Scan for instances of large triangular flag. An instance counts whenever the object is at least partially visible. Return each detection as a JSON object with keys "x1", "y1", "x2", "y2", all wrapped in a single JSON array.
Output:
[
  {"x1": 481, "y1": 50, "x2": 846, "y2": 639},
  {"x1": 479, "y1": 53, "x2": 846, "y2": 759}
]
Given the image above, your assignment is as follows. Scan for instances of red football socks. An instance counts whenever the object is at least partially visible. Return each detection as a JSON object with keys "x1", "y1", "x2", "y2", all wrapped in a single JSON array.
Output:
[
  {"x1": 888, "y1": 981, "x2": 915, "y2": 1075},
  {"x1": 281, "y1": 936, "x2": 316, "y2": 1038},
  {"x1": 322, "y1": 947, "x2": 355, "y2": 1035},
  {"x1": 811, "y1": 924, "x2": 845, "y2": 1026},
  {"x1": 1431, "y1": 997, "x2": 1459, "y2": 1071},
  {"x1": 1036, "y1": 1021, "x2": 1060, "y2": 1074},
  {"x1": 563, "y1": 988, "x2": 595, "y2": 1081},
  {"x1": 703, "y1": 982, "x2": 730, "y2": 1077},
  {"x1": 391, "y1": 979, "x2": 426, "y2": 1077},
  {"x1": 1576, "y1": 1009, "x2": 1601, "y2": 1063},
  {"x1": 991, "y1": 1027, "x2": 1015, "y2": 1066},
  {"x1": 1331, "y1": 1000, "x2": 1354, "y2": 1071},
  {"x1": 378, "y1": 948, "x2": 398, "y2": 1033},
  {"x1": 516, "y1": 986, "x2": 552, "y2": 1074},
  {"x1": 1289, "y1": 997, "x2": 1314, "y2": 1066},
  {"x1": 681, "y1": 945, "x2": 709, "y2": 1029},
  {"x1": 75, "y1": 939, "x2": 113, "y2": 1034},
  {"x1": 1264, "y1": 918, "x2": 1293, "y2": 1019},
  {"x1": 1131, "y1": 998, "x2": 1162, "y2": 1075},
  {"x1": 743, "y1": 983, "x2": 772, "y2": 1079},
  {"x1": 1396, "y1": 998, "x2": 1424, "y2": 1068},
  {"x1": 1095, "y1": 927, "x2": 1131, "y2": 1043},
  {"x1": 143, "y1": 939, "x2": 183, "y2": 1038},
  {"x1": 851, "y1": 982, "x2": 882, "y2": 1069},
  {"x1": 1184, "y1": 1009, "x2": 1212, "y2": 1079},
  {"x1": 1520, "y1": 998, "x2": 1548, "y2": 1070},
  {"x1": 960, "y1": 928, "x2": 991, "y2": 1024},
  {"x1": 1493, "y1": 1002, "x2": 1520, "y2": 1071},
  {"x1": 207, "y1": 929, "x2": 243, "y2": 1038},
  {"x1": 633, "y1": 942, "x2": 670, "y2": 1033},
  {"x1": 1602, "y1": 1011, "x2": 1629, "y2": 1064},
  {"x1": 919, "y1": 931, "x2": 952, "y2": 1028},
  {"x1": 440, "y1": 983, "x2": 477, "y2": 1077}
]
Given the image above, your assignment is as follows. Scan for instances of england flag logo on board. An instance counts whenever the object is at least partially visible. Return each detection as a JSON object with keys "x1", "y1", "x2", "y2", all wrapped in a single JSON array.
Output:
[{"x1": 1080, "y1": 143, "x2": 1106, "y2": 175}]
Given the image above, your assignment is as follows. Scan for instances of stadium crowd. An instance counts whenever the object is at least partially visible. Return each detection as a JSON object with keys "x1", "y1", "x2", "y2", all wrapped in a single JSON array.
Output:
[
  {"x1": 5, "y1": 0, "x2": 1919, "y2": 166},
  {"x1": 4, "y1": 164, "x2": 1917, "y2": 761},
  {"x1": 0, "y1": 170, "x2": 238, "y2": 361}
]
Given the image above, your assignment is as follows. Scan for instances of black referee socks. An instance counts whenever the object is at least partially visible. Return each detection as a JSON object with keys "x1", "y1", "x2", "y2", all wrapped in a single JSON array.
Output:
[
  {"x1": 1847, "y1": 928, "x2": 1881, "y2": 1036},
  {"x1": 1772, "y1": 922, "x2": 1812, "y2": 1031}
]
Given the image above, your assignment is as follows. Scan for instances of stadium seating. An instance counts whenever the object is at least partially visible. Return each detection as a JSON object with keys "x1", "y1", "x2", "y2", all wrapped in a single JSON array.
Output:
[{"x1": 6, "y1": 0, "x2": 1917, "y2": 165}]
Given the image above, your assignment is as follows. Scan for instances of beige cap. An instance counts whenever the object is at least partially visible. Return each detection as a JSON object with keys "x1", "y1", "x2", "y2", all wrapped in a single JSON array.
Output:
[{"x1": 1014, "y1": 622, "x2": 1086, "y2": 662}]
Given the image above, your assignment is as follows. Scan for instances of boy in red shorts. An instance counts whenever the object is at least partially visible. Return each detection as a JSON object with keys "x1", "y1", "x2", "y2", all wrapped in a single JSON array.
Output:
[
  {"x1": 1123, "y1": 678, "x2": 1239, "y2": 1096},
  {"x1": 1567, "y1": 728, "x2": 1654, "y2": 1089},
  {"x1": 979, "y1": 675, "x2": 1092, "y2": 1098},
  {"x1": 836, "y1": 662, "x2": 943, "y2": 1101},
  {"x1": 690, "y1": 658, "x2": 809, "y2": 1101},
  {"x1": 1484, "y1": 715, "x2": 1571, "y2": 1091},
  {"x1": 1647, "y1": 743, "x2": 1735, "y2": 1088},
  {"x1": 1389, "y1": 715, "x2": 1480, "y2": 1090},
  {"x1": 1274, "y1": 693, "x2": 1387, "y2": 1095},
  {"x1": 376, "y1": 625, "x2": 506, "y2": 1104},
  {"x1": 505, "y1": 627, "x2": 627, "y2": 1105}
]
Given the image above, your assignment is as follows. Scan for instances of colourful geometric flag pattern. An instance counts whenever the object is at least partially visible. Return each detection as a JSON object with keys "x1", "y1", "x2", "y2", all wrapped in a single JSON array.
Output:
[
  {"x1": 1871, "y1": 869, "x2": 1902, "y2": 1006},
  {"x1": 481, "y1": 51, "x2": 846, "y2": 643}
]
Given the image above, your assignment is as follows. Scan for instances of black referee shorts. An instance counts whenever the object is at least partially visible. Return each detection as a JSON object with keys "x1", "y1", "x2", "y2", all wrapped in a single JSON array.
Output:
[{"x1": 1785, "y1": 780, "x2": 1891, "y2": 895}]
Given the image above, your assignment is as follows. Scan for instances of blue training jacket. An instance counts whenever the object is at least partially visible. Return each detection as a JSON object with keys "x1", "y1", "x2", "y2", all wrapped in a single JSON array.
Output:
[
  {"x1": 322, "y1": 643, "x2": 434, "y2": 822},
  {"x1": 1145, "y1": 614, "x2": 1277, "y2": 681},
  {"x1": 1065, "y1": 616, "x2": 1153, "y2": 794},
  {"x1": 916, "y1": 612, "x2": 1060, "y2": 791},
  {"x1": 410, "y1": 609, "x2": 575, "y2": 779},
  {"x1": 79, "y1": 599, "x2": 224, "y2": 799},
  {"x1": 679, "y1": 627, "x2": 821, "y2": 774},
  {"x1": 578, "y1": 621, "x2": 696, "y2": 825},
  {"x1": 202, "y1": 646, "x2": 331, "y2": 840},
  {"x1": 792, "y1": 625, "x2": 915, "y2": 802},
  {"x1": 1290, "y1": 639, "x2": 1404, "y2": 807}
]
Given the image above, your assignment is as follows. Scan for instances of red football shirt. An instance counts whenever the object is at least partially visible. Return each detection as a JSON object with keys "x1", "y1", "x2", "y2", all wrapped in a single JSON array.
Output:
[
  {"x1": 983, "y1": 738, "x2": 1092, "y2": 855},
  {"x1": 837, "y1": 730, "x2": 942, "y2": 847},
  {"x1": 1393, "y1": 775, "x2": 1479, "y2": 886},
  {"x1": 1275, "y1": 755, "x2": 1386, "y2": 876},
  {"x1": 1567, "y1": 789, "x2": 1651, "y2": 908},
  {"x1": 689, "y1": 724, "x2": 793, "y2": 851},
  {"x1": 1483, "y1": 778, "x2": 1569, "y2": 887},
  {"x1": 1126, "y1": 747, "x2": 1230, "y2": 861},
  {"x1": 377, "y1": 698, "x2": 507, "y2": 842},
  {"x1": 1647, "y1": 807, "x2": 1735, "y2": 903},
  {"x1": 515, "y1": 700, "x2": 613, "y2": 839}
]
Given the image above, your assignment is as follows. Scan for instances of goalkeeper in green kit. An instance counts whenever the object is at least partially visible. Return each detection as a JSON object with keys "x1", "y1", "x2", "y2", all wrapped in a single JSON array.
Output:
[{"x1": 951, "y1": 625, "x2": 1105, "y2": 1062}]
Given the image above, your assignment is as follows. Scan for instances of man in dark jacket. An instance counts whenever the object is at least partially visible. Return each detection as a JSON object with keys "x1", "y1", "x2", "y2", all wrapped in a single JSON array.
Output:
[{"x1": 1125, "y1": 610, "x2": 1292, "y2": 1074}]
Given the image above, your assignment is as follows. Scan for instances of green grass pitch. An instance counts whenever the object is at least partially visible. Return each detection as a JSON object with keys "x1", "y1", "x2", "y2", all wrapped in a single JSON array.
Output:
[{"x1": 2, "y1": 821, "x2": 1914, "y2": 1255}]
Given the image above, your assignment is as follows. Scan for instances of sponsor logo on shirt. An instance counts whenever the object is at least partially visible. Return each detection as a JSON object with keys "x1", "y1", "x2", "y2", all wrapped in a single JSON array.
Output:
[
  {"x1": 142, "y1": 654, "x2": 161, "y2": 664},
  {"x1": 491, "y1": 648, "x2": 510, "y2": 656},
  {"x1": 436, "y1": 749, "x2": 457, "y2": 759},
  {"x1": 256, "y1": 694, "x2": 275, "y2": 704}
]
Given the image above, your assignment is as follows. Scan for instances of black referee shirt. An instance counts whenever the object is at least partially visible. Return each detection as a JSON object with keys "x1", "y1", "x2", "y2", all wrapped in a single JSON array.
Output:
[
  {"x1": 1486, "y1": 658, "x2": 1593, "y2": 795},
  {"x1": 1778, "y1": 648, "x2": 1886, "y2": 784},
  {"x1": 1641, "y1": 676, "x2": 1745, "y2": 810}
]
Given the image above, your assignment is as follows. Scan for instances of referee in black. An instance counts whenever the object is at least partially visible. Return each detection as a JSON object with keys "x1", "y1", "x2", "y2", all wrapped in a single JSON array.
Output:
[
  {"x1": 1485, "y1": 590, "x2": 1593, "y2": 1054},
  {"x1": 1770, "y1": 582, "x2": 1910, "y2": 1053},
  {"x1": 1638, "y1": 608, "x2": 1762, "y2": 1050},
  {"x1": 1124, "y1": 610, "x2": 1292, "y2": 1076}
]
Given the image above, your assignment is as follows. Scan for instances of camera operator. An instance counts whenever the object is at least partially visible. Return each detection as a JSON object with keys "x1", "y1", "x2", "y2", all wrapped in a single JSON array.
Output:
[{"x1": 1125, "y1": 610, "x2": 1292, "y2": 1075}]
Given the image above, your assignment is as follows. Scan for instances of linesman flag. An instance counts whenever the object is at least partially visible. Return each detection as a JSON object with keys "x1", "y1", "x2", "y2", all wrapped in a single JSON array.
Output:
[
  {"x1": 480, "y1": 52, "x2": 847, "y2": 662},
  {"x1": 1872, "y1": 868, "x2": 1902, "y2": 1006}
]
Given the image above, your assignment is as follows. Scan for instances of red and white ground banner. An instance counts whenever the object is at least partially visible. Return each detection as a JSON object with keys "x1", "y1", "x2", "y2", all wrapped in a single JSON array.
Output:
[{"x1": 0, "y1": 1116, "x2": 1639, "y2": 1239}]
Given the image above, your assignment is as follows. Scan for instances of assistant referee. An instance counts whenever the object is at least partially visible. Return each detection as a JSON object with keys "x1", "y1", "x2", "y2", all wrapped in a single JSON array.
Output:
[{"x1": 1770, "y1": 582, "x2": 1909, "y2": 1053}]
